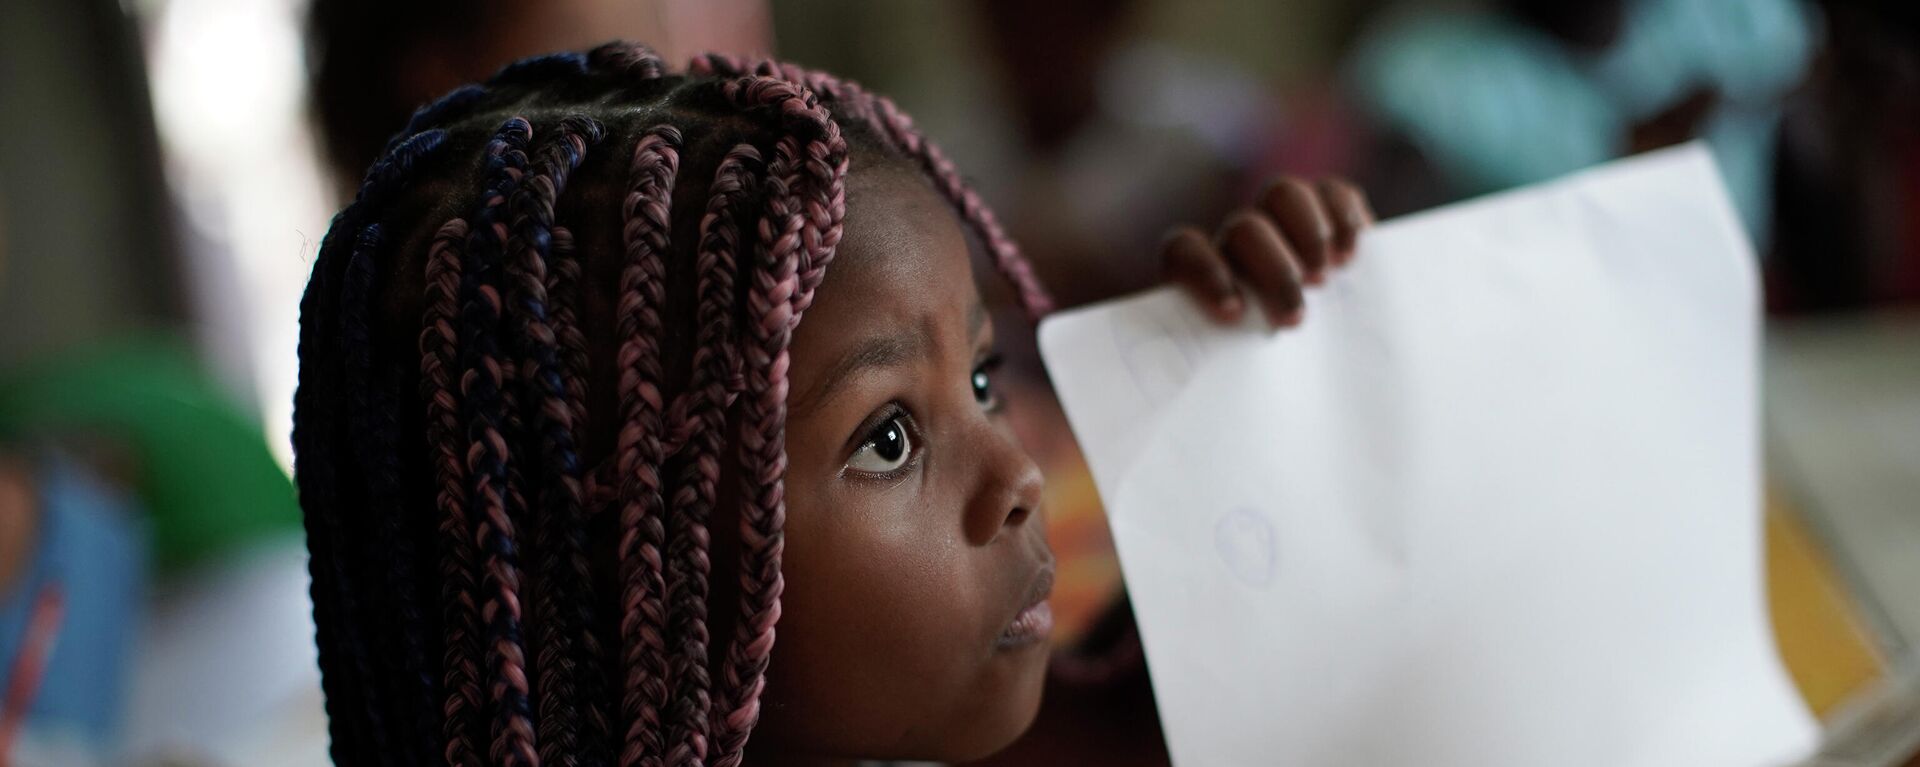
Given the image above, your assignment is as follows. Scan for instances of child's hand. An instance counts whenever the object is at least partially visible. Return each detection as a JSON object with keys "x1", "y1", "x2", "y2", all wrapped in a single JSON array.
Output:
[{"x1": 1160, "y1": 176, "x2": 1373, "y2": 328}]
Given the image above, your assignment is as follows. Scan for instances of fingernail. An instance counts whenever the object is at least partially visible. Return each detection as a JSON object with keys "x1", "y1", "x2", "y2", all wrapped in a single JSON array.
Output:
[
  {"x1": 1306, "y1": 270, "x2": 1327, "y2": 286},
  {"x1": 1278, "y1": 307, "x2": 1305, "y2": 328},
  {"x1": 1220, "y1": 294, "x2": 1244, "y2": 318}
]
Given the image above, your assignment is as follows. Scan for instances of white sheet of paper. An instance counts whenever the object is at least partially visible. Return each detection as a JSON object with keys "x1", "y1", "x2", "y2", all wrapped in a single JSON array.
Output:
[{"x1": 1038, "y1": 145, "x2": 1818, "y2": 767}]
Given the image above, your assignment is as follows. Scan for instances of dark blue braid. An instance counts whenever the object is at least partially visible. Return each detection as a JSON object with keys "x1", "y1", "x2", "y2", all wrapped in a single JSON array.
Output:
[
  {"x1": 503, "y1": 113, "x2": 609, "y2": 767},
  {"x1": 461, "y1": 116, "x2": 541, "y2": 767},
  {"x1": 380, "y1": 85, "x2": 487, "y2": 164},
  {"x1": 297, "y1": 126, "x2": 452, "y2": 765},
  {"x1": 342, "y1": 221, "x2": 440, "y2": 765},
  {"x1": 296, "y1": 207, "x2": 381, "y2": 766},
  {"x1": 336, "y1": 223, "x2": 406, "y2": 764},
  {"x1": 489, "y1": 52, "x2": 591, "y2": 88},
  {"x1": 359, "y1": 129, "x2": 451, "y2": 203}
]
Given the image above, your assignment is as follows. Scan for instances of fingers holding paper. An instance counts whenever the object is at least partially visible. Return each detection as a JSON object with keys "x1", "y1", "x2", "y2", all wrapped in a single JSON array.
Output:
[{"x1": 1160, "y1": 175, "x2": 1374, "y2": 329}]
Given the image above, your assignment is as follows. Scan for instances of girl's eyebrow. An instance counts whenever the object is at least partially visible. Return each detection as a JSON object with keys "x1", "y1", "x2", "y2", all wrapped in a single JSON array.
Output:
[
  {"x1": 791, "y1": 300, "x2": 989, "y2": 419},
  {"x1": 791, "y1": 325, "x2": 929, "y2": 419},
  {"x1": 967, "y1": 300, "x2": 989, "y2": 342}
]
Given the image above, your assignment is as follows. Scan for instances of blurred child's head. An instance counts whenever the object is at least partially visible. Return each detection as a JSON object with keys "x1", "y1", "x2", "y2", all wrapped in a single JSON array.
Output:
[
  {"x1": 306, "y1": 0, "x2": 773, "y2": 190},
  {"x1": 1500, "y1": 0, "x2": 1627, "y2": 50},
  {"x1": 294, "y1": 43, "x2": 1055, "y2": 766}
]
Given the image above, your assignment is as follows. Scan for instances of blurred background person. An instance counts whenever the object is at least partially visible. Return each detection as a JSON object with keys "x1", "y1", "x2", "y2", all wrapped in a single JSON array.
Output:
[
  {"x1": 1345, "y1": 0, "x2": 1813, "y2": 239},
  {"x1": 1772, "y1": 0, "x2": 1920, "y2": 311},
  {"x1": 307, "y1": 0, "x2": 775, "y2": 196},
  {"x1": 1, "y1": 0, "x2": 309, "y2": 763},
  {"x1": 0, "y1": 338, "x2": 304, "y2": 765},
  {"x1": 0, "y1": 0, "x2": 178, "y2": 758}
]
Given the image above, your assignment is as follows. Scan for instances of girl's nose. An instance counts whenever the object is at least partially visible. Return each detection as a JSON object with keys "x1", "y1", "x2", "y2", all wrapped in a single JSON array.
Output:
[{"x1": 963, "y1": 426, "x2": 1045, "y2": 545}]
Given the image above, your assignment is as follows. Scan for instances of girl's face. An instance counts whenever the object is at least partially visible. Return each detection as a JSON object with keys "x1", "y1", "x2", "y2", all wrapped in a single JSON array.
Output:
[{"x1": 744, "y1": 165, "x2": 1053, "y2": 762}]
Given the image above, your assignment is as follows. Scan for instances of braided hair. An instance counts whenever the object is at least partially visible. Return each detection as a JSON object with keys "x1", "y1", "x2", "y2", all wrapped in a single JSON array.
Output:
[{"x1": 293, "y1": 42, "x2": 1052, "y2": 767}]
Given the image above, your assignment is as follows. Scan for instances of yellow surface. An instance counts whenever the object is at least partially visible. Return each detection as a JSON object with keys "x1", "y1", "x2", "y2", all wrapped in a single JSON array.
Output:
[{"x1": 1767, "y1": 494, "x2": 1888, "y2": 719}]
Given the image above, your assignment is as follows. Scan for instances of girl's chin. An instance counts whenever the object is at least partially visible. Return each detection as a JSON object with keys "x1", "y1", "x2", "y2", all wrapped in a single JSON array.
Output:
[{"x1": 947, "y1": 644, "x2": 1052, "y2": 762}]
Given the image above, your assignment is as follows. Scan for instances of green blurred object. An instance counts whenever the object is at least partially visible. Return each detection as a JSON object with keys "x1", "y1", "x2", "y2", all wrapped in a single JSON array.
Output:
[{"x1": 0, "y1": 335, "x2": 300, "y2": 572}]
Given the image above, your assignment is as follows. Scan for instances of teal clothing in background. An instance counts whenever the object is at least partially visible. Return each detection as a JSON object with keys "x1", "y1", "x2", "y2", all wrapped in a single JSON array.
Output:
[
  {"x1": 1351, "y1": 0, "x2": 1815, "y2": 244},
  {"x1": 0, "y1": 456, "x2": 145, "y2": 756}
]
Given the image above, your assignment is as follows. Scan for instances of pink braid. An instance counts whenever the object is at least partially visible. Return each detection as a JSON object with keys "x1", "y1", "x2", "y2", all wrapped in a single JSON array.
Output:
[
  {"x1": 697, "y1": 55, "x2": 1053, "y2": 320},
  {"x1": 659, "y1": 142, "x2": 763, "y2": 767},
  {"x1": 421, "y1": 218, "x2": 484, "y2": 767},
  {"x1": 505, "y1": 115, "x2": 608, "y2": 767},
  {"x1": 548, "y1": 225, "x2": 590, "y2": 431},
  {"x1": 463, "y1": 117, "x2": 539, "y2": 767},
  {"x1": 715, "y1": 75, "x2": 848, "y2": 319},
  {"x1": 592, "y1": 41, "x2": 669, "y2": 81},
  {"x1": 706, "y1": 80, "x2": 823, "y2": 767},
  {"x1": 614, "y1": 126, "x2": 682, "y2": 767},
  {"x1": 545, "y1": 227, "x2": 605, "y2": 751},
  {"x1": 865, "y1": 92, "x2": 1051, "y2": 319}
]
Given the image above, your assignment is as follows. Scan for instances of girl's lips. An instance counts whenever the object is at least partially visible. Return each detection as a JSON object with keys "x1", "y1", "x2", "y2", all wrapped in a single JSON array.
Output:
[
  {"x1": 999, "y1": 600, "x2": 1053, "y2": 648},
  {"x1": 998, "y1": 566, "x2": 1055, "y2": 649}
]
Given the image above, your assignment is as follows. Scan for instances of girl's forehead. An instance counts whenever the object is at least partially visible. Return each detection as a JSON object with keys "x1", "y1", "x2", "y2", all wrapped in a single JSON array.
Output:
[
  {"x1": 832, "y1": 166, "x2": 977, "y2": 308},
  {"x1": 843, "y1": 163, "x2": 966, "y2": 255},
  {"x1": 789, "y1": 168, "x2": 984, "y2": 375}
]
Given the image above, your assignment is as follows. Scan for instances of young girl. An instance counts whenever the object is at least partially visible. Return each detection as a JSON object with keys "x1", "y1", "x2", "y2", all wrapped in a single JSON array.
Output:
[{"x1": 294, "y1": 41, "x2": 1369, "y2": 767}]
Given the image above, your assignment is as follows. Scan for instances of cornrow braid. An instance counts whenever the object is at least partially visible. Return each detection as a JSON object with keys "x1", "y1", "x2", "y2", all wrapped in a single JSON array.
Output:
[{"x1": 295, "y1": 43, "x2": 1055, "y2": 767}]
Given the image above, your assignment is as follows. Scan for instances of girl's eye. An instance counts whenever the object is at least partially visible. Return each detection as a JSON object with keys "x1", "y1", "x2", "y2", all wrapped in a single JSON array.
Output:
[
  {"x1": 972, "y1": 354, "x2": 1004, "y2": 409},
  {"x1": 848, "y1": 414, "x2": 913, "y2": 473}
]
